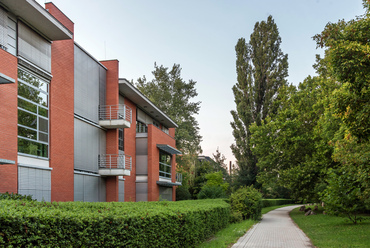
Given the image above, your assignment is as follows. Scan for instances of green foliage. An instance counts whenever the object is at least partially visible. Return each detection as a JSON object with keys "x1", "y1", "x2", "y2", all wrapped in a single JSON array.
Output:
[
  {"x1": 0, "y1": 199, "x2": 230, "y2": 247},
  {"x1": 322, "y1": 166, "x2": 369, "y2": 224},
  {"x1": 176, "y1": 186, "x2": 192, "y2": 201},
  {"x1": 136, "y1": 63, "x2": 202, "y2": 155},
  {"x1": 0, "y1": 192, "x2": 35, "y2": 201},
  {"x1": 204, "y1": 171, "x2": 229, "y2": 192},
  {"x1": 261, "y1": 199, "x2": 294, "y2": 208},
  {"x1": 229, "y1": 186, "x2": 262, "y2": 220},
  {"x1": 197, "y1": 185, "x2": 227, "y2": 200},
  {"x1": 231, "y1": 15, "x2": 288, "y2": 188},
  {"x1": 250, "y1": 76, "x2": 340, "y2": 202}
]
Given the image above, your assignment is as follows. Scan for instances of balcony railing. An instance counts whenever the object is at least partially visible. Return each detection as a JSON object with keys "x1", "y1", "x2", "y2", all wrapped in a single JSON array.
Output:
[
  {"x1": 176, "y1": 173, "x2": 182, "y2": 184},
  {"x1": 98, "y1": 154, "x2": 132, "y2": 176},
  {"x1": 98, "y1": 104, "x2": 132, "y2": 128}
]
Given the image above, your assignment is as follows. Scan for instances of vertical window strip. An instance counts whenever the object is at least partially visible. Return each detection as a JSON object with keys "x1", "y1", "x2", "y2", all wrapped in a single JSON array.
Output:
[{"x1": 17, "y1": 68, "x2": 49, "y2": 158}]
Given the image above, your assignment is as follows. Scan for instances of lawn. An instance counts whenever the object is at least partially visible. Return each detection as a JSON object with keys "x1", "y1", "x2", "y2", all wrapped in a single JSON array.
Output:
[
  {"x1": 290, "y1": 206, "x2": 370, "y2": 248},
  {"x1": 198, "y1": 204, "x2": 295, "y2": 248}
]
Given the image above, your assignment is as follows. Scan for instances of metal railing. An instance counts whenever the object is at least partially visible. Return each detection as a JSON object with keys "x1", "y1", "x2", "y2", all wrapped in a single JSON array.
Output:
[
  {"x1": 98, "y1": 104, "x2": 132, "y2": 123},
  {"x1": 98, "y1": 154, "x2": 132, "y2": 170},
  {"x1": 176, "y1": 173, "x2": 183, "y2": 183}
]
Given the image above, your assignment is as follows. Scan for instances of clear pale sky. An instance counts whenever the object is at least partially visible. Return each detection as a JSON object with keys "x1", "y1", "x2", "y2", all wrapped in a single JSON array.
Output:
[{"x1": 37, "y1": 0, "x2": 364, "y2": 164}]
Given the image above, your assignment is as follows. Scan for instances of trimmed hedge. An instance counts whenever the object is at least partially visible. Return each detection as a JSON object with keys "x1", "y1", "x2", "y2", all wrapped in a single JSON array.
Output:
[
  {"x1": 0, "y1": 199, "x2": 230, "y2": 247},
  {"x1": 261, "y1": 198, "x2": 293, "y2": 208}
]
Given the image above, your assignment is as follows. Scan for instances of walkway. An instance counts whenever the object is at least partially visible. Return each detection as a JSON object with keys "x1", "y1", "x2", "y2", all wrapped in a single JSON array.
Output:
[{"x1": 232, "y1": 205, "x2": 314, "y2": 248}]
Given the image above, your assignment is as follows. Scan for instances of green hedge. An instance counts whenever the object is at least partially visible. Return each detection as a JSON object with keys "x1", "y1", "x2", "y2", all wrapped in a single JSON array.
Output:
[
  {"x1": 261, "y1": 198, "x2": 293, "y2": 208},
  {"x1": 0, "y1": 199, "x2": 230, "y2": 247}
]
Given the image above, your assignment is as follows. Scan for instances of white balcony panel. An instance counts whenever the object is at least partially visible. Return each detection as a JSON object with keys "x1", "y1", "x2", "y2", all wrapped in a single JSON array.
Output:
[
  {"x1": 99, "y1": 119, "x2": 130, "y2": 129},
  {"x1": 99, "y1": 168, "x2": 131, "y2": 176}
]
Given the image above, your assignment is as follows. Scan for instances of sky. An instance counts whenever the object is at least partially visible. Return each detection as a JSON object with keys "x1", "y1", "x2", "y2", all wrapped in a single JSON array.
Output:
[{"x1": 37, "y1": 0, "x2": 365, "y2": 164}]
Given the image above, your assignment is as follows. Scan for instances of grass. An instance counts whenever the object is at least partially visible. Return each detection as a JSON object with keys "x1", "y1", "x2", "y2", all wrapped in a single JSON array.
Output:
[
  {"x1": 290, "y1": 206, "x2": 370, "y2": 248},
  {"x1": 198, "y1": 204, "x2": 295, "y2": 248}
]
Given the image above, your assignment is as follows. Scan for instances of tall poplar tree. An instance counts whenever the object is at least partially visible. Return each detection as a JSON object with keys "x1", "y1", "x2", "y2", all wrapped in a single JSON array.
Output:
[{"x1": 231, "y1": 15, "x2": 288, "y2": 187}]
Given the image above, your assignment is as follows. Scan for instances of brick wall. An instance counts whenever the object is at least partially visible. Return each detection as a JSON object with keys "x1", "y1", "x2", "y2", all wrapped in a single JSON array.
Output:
[
  {"x1": 147, "y1": 124, "x2": 177, "y2": 201},
  {"x1": 123, "y1": 98, "x2": 136, "y2": 202},
  {"x1": 46, "y1": 4, "x2": 75, "y2": 201},
  {"x1": 101, "y1": 60, "x2": 119, "y2": 202},
  {"x1": 0, "y1": 49, "x2": 18, "y2": 193}
]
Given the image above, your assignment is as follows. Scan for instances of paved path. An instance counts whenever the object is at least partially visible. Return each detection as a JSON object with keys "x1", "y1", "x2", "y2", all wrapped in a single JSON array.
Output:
[{"x1": 232, "y1": 205, "x2": 314, "y2": 248}]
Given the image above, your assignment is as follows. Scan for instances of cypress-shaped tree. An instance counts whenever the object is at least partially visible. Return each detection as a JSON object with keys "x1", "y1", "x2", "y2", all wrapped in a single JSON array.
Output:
[{"x1": 231, "y1": 15, "x2": 288, "y2": 187}]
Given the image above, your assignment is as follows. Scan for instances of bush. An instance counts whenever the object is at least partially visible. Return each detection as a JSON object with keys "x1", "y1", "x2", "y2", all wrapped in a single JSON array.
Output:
[
  {"x1": 322, "y1": 169, "x2": 368, "y2": 224},
  {"x1": 0, "y1": 192, "x2": 34, "y2": 201},
  {"x1": 197, "y1": 185, "x2": 227, "y2": 199},
  {"x1": 229, "y1": 186, "x2": 262, "y2": 220},
  {"x1": 0, "y1": 199, "x2": 230, "y2": 247},
  {"x1": 176, "y1": 186, "x2": 192, "y2": 201},
  {"x1": 261, "y1": 199, "x2": 293, "y2": 208}
]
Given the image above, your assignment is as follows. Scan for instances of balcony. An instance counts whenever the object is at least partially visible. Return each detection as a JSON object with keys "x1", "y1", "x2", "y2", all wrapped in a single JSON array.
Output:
[
  {"x1": 98, "y1": 154, "x2": 132, "y2": 176},
  {"x1": 98, "y1": 104, "x2": 132, "y2": 129},
  {"x1": 176, "y1": 173, "x2": 183, "y2": 185}
]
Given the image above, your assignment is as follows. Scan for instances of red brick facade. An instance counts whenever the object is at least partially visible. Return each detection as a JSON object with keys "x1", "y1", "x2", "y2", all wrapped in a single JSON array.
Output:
[
  {"x1": 0, "y1": 49, "x2": 18, "y2": 194},
  {"x1": 46, "y1": 3, "x2": 75, "y2": 202},
  {"x1": 0, "y1": 1, "x2": 180, "y2": 202}
]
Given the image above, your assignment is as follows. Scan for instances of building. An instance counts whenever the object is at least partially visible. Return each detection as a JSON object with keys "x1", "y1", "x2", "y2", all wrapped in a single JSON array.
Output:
[{"x1": 0, "y1": 0, "x2": 181, "y2": 202}]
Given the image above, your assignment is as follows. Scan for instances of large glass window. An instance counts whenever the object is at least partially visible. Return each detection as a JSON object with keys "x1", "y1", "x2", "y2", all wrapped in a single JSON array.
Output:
[
  {"x1": 17, "y1": 68, "x2": 49, "y2": 158},
  {"x1": 159, "y1": 151, "x2": 171, "y2": 179}
]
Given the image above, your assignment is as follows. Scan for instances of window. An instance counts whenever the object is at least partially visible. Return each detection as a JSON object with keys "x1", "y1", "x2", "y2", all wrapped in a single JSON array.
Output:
[
  {"x1": 153, "y1": 120, "x2": 159, "y2": 128},
  {"x1": 162, "y1": 125, "x2": 169, "y2": 135},
  {"x1": 17, "y1": 68, "x2": 49, "y2": 158},
  {"x1": 136, "y1": 121, "x2": 147, "y2": 133},
  {"x1": 118, "y1": 128, "x2": 124, "y2": 151},
  {"x1": 159, "y1": 151, "x2": 171, "y2": 179}
]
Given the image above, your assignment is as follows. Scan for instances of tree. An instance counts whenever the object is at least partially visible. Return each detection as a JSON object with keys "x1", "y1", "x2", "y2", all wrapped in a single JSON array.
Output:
[
  {"x1": 313, "y1": 1, "x2": 370, "y2": 219},
  {"x1": 250, "y1": 76, "x2": 340, "y2": 201},
  {"x1": 231, "y1": 15, "x2": 288, "y2": 187},
  {"x1": 136, "y1": 63, "x2": 202, "y2": 155}
]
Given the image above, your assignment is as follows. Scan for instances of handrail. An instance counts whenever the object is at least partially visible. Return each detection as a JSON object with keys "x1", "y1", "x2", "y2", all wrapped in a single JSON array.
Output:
[
  {"x1": 176, "y1": 173, "x2": 182, "y2": 183},
  {"x1": 98, "y1": 104, "x2": 132, "y2": 123},
  {"x1": 98, "y1": 154, "x2": 132, "y2": 171}
]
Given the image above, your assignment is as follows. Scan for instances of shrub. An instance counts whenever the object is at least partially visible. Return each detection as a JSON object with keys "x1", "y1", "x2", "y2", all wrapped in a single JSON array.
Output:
[
  {"x1": 197, "y1": 185, "x2": 227, "y2": 199},
  {"x1": 261, "y1": 198, "x2": 293, "y2": 208},
  {"x1": 229, "y1": 186, "x2": 262, "y2": 220},
  {"x1": 0, "y1": 199, "x2": 230, "y2": 247},
  {"x1": 0, "y1": 192, "x2": 34, "y2": 201},
  {"x1": 322, "y1": 169, "x2": 368, "y2": 224},
  {"x1": 176, "y1": 186, "x2": 192, "y2": 201}
]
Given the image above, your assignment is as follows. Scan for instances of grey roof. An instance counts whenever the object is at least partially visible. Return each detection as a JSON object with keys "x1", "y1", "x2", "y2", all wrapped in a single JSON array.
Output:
[
  {"x1": 0, "y1": 0, "x2": 72, "y2": 40},
  {"x1": 118, "y1": 79, "x2": 178, "y2": 128}
]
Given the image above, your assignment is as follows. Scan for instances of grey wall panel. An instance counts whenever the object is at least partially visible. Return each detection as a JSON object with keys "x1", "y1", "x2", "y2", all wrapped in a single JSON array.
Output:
[
  {"x1": 118, "y1": 180, "x2": 125, "y2": 202},
  {"x1": 99, "y1": 128, "x2": 106, "y2": 156},
  {"x1": 136, "y1": 182, "x2": 148, "y2": 202},
  {"x1": 74, "y1": 118, "x2": 99, "y2": 173},
  {"x1": 99, "y1": 66, "x2": 106, "y2": 107},
  {"x1": 159, "y1": 186, "x2": 173, "y2": 201},
  {"x1": 74, "y1": 173, "x2": 103, "y2": 202},
  {"x1": 18, "y1": 22, "x2": 51, "y2": 72},
  {"x1": 99, "y1": 177, "x2": 106, "y2": 202},
  {"x1": 84, "y1": 175, "x2": 99, "y2": 202},
  {"x1": 136, "y1": 155, "x2": 148, "y2": 175},
  {"x1": 136, "y1": 137, "x2": 148, "y2": 156},
  {"x1": 74, "y1": 44, "x2": 104, "y2": 122},
  {"x1": 74, "y1": 174, "x2": 84, "y2": 201},
  {"x1": 18, "y1": 166, "x2": 51, "y2": 202}
]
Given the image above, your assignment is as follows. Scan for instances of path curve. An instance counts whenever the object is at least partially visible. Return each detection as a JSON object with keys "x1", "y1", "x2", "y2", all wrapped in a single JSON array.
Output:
[{"x1": 232, "y1": 205, "x2": 314, "y2": 248}]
